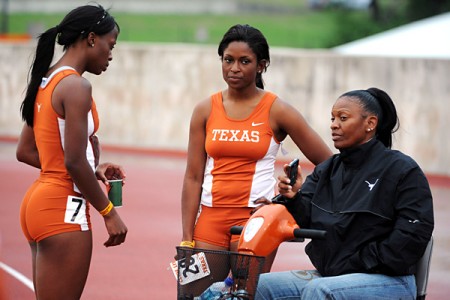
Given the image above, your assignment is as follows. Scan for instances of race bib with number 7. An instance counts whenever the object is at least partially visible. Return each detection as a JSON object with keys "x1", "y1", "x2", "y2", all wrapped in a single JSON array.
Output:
[{"x1": 64, "y1": 195, "x2": 89, "y2": 231}]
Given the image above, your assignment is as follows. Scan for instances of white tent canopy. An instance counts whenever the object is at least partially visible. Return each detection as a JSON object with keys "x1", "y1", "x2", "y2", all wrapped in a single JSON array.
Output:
[{"x1": 333, "y1": 12, "x2": 450, "y2": 59}]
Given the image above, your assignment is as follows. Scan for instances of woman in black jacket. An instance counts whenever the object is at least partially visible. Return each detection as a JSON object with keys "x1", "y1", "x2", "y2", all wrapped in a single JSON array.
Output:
[{"x1": 255, "y1": 87, "x2": 434, "y2": 300}]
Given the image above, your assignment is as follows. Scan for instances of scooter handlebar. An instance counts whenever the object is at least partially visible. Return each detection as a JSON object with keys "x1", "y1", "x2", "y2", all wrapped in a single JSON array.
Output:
[
  {"x1": 230, "y1": 226, "x2": 244, "y2": 235},
  {"x1": 293, "y1": 228, "x2": 327, "y2": 240},
  {"x1": 230, "y1": 226, "x2": 326, "y2": 240}
]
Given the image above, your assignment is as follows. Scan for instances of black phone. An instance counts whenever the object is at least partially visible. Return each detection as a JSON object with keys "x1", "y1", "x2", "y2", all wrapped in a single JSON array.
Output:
[{"x1": 287, "y1": 158, "x2": 299, "y2": 186}]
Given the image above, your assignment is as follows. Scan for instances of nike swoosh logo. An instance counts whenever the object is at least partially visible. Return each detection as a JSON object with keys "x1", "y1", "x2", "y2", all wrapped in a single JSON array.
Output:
[{"x1": 252, "y1": 122, "x2": 264, "y2": 126}]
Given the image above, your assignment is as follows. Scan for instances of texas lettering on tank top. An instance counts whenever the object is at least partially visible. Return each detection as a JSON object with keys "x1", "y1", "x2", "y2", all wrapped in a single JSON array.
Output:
[{"x1": 202, "y1": 91, "x2": 281, "y2": 208}]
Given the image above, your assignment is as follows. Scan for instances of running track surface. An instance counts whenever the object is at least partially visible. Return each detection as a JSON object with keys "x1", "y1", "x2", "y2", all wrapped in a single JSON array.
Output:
[{"x1": 1, "y1": 141, "x2": 449, "y2": 299}]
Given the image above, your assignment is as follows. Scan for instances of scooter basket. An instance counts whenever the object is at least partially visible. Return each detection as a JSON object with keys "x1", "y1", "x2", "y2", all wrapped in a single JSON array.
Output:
[{"x1": 176, "y1": 247, "x2": 265, "y2": 300}]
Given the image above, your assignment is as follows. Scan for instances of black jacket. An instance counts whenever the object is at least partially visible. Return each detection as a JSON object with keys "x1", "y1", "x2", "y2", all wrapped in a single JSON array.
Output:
[{"x1": 286, "y1": 139, "x2": 434, "y2": 276}]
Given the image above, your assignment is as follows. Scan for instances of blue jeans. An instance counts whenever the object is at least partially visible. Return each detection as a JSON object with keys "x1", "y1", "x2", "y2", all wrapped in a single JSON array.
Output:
[{"x1": 255, "y1": 270, "x2": 417, "y2": 300}]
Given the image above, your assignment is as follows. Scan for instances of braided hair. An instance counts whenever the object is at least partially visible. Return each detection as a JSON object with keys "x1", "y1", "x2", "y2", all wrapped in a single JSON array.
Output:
[{"x1": 20, "y1": 4, "x2": 119, "y2": 126}]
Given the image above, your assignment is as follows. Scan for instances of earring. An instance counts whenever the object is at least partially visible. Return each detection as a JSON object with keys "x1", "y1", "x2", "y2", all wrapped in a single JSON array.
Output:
[
  {"x1": 367, "y1": 128, "x2": 372, "y2": 132},
  {"x1": 91, "y1": 44, "x2": 94, "y2": 48}
]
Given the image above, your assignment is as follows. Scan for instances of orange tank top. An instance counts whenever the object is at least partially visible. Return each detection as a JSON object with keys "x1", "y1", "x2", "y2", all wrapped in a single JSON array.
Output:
[
  {"x1": 34, "y1": 67, "x2": 99, "y2": 193},
  {"x1": 202, "y1": 91, "x2": 280, "y2": 207}
]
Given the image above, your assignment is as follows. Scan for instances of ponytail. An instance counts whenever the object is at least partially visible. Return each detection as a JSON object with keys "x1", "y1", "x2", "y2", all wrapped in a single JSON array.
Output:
[
  {"x1": 256, "y1": 72, "x2": 264, "y2": 89},
  {"x1": 218, "y1": 24, "x2": 270, "y2": 90},
  {"x1": 20, "y1": 4, "x2": 118, "y2": 127},
  {"x1": 366, "y1": 87, "x2": 399, "y2": 148},
  {"x1": 20, "y1": 27, "x2": 59, "y2": 126},
  {"x1": 340, "y1": 87, "x2": 399, "y2": 148}
]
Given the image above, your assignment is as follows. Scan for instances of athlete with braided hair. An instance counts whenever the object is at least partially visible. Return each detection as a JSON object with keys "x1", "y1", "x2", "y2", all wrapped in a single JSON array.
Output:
[{"x1": 16, "y1": 4, "x2": 127, "y2": 299}]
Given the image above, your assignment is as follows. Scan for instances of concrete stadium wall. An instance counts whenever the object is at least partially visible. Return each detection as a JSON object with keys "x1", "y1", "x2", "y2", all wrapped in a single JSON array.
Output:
[{"x1": 0, "y1": 41, "x2": 449, "y2": 176}]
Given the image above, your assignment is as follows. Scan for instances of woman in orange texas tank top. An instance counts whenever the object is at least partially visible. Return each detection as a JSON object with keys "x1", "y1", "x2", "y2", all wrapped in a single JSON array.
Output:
[
  {"x1": 202, "y1": 91, "x2": 280, "y2": 208},
  {"x1": 16, "y1": 5, "x2": 127, "y2": 299},
  {"x1": 20, "y1": 67, "x2": 97, "y2": 242},
  {"x1": 180, "y1": 24, "x2": 333, "y2": 283}
]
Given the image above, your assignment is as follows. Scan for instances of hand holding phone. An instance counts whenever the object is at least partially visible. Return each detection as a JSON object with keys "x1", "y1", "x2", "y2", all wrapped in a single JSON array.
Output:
[
  {"x1": 287, "y1": 158, "x2": 299, "y2": 186},
  {"x1": 271, "y1": 158, "x2": 300, "y2": 203}
]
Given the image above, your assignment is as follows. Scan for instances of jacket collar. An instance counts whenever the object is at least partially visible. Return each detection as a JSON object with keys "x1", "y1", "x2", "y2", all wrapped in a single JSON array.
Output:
[{"x1": 339, "y1": 138, "x2": 380, "y2": 168}]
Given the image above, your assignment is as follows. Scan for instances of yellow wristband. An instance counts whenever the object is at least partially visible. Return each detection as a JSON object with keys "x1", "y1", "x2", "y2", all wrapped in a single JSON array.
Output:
[
  {"x1": 99, "y1": 201, "x2": 113, "y2": 216},
  {"x1": 180, "y1": 241, "x2": 195, "y2": 248}
]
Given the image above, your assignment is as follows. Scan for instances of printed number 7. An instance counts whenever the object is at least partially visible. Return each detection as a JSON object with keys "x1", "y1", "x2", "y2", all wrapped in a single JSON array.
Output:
[{"x1": 71, "y1": 198, "x2": 83, "y2": 222}]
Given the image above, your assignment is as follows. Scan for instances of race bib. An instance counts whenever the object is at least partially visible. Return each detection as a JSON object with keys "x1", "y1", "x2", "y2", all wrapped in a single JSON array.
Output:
[
  {"x1": 170, "y1": 252, "x2": 210, "y2": 285},
  {"x1": 64, "y1": 196, "x2": 89, "y2": 231}
]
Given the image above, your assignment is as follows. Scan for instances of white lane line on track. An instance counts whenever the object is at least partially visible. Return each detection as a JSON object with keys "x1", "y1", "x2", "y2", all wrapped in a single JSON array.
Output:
[{"x1": 0, "y1": 261, "x2": 34, "y2": 291}]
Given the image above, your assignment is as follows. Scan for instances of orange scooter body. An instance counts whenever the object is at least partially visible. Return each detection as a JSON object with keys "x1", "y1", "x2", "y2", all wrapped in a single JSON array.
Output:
[{"x1": 237, "y1": 204, "x2": 299, "y2": 256}]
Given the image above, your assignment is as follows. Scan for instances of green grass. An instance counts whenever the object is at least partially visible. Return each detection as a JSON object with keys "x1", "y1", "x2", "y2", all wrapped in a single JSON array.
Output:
[
  {"x1": 5, "y1": 6, "x2": 405, "y2": 49},
  {"x1": 113, "y1": 12, "x2": 342, "y2": 48}
]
